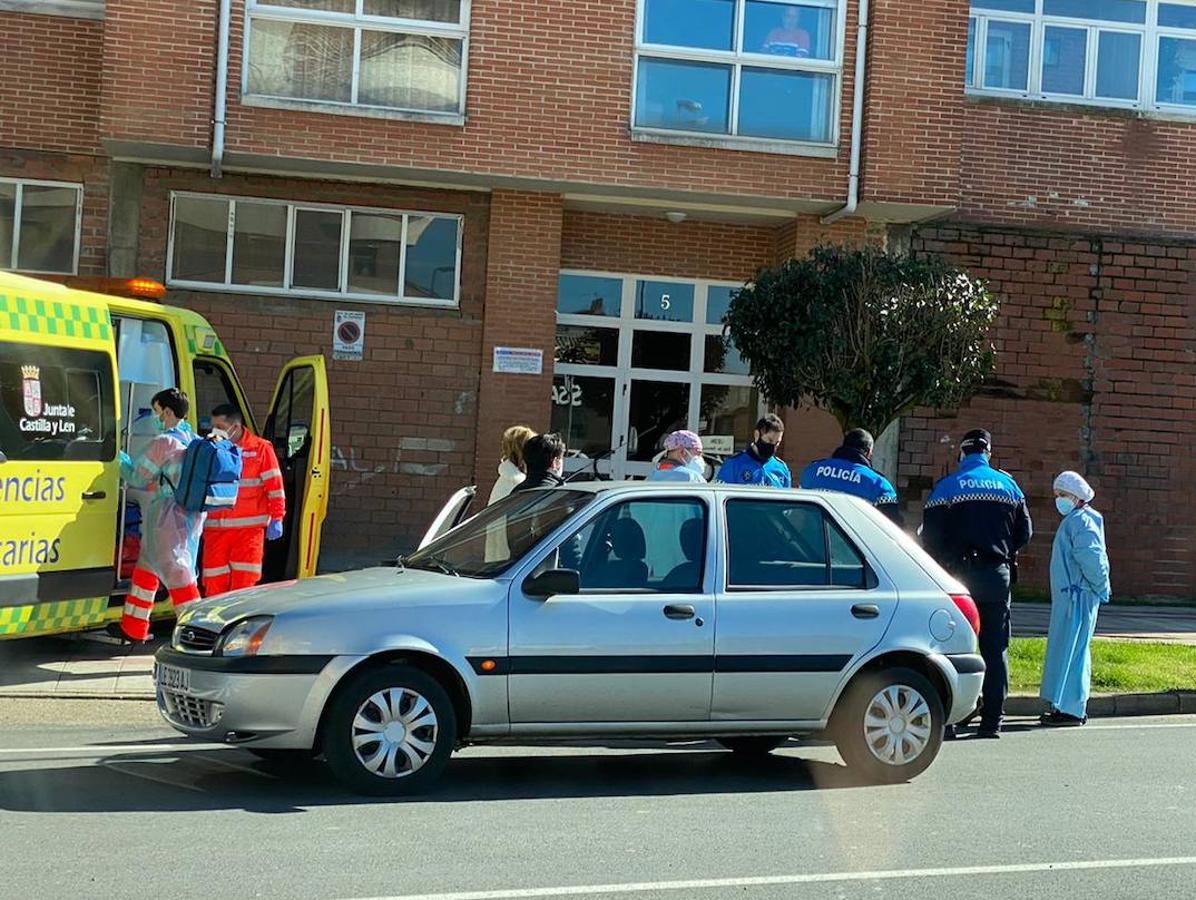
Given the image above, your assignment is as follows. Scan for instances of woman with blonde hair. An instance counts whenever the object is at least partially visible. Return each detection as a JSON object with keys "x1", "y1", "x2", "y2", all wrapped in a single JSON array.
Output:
[{"x1": 487, "y1": 425, "x2": 535, "y2": 505}]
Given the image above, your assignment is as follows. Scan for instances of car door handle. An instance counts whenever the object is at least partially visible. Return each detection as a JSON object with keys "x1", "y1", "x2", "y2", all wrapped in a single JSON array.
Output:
[
  {"x1": 663, "y1": 604, "x2": 696, "y2": 620},
  {"x1": 82, "y1": 491, "x2": 107, "y2": 501},
  {"x1": 851, "y1": 603, "x2": 881, "y2": 620}
]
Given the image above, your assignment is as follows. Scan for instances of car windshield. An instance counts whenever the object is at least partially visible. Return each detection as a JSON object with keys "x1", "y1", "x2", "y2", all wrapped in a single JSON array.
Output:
[{"x1": 403, "y1": 489, "x2": 594, "y2": 578}]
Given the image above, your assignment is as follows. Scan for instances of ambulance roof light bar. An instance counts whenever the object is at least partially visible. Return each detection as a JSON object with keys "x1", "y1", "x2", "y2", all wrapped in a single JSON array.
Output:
[{"x1": 61, "y1": 276, "x2": 167, "y2": 301}]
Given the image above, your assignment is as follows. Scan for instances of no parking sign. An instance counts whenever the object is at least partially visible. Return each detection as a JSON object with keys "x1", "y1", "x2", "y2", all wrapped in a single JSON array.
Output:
[{"x1": 333, "y1": 310, "x2": 365, "y2": 361}]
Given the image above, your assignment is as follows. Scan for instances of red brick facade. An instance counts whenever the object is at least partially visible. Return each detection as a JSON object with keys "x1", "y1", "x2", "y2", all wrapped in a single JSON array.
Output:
[{"x1": 2, "y1": 1, "x2": 1194, "y2": 595}]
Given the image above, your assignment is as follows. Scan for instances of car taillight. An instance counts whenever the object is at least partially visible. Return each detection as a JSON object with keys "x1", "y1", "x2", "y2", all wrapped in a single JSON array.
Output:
[{"x1": 950, "y1": 593, "x2": 981, "y2": 635}]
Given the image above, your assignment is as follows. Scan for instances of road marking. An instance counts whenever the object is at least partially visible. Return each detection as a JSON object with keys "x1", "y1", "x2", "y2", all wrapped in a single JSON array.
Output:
[{"x1": 345, "y1": 857, "x2": 1196, "y2": 900}]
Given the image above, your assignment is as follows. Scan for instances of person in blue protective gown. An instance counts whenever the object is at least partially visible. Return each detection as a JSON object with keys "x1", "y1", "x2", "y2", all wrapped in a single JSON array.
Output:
[
  {"x1": 1039, "y1": 470, "x2": 1111, "y2": 727},
  {"x1": 115, "y1": 388, "x2": 203, "y2": 642}
]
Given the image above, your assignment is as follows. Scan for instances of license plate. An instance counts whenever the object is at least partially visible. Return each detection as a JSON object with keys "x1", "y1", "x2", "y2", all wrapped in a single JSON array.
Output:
[{"x1": 155, "y1": 663, "x2": 191, "y2": 693}]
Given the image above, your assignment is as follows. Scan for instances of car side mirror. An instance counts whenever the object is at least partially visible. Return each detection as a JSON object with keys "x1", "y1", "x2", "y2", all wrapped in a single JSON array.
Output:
[{"x1": 524, "y1": 568, "x2": 580, "y2": 599}]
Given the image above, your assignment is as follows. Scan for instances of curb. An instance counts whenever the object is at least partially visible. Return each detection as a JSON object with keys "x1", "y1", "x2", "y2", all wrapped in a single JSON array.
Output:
[{"x1": 1006, "y1": 691, "x2": 1196, "y2": 718}]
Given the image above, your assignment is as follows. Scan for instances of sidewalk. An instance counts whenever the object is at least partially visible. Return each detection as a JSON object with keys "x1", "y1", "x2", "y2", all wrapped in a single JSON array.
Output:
[
  {"x1": 1, "y1": 602, "x2": 1194, "y2": 703},
  {"x1": 1012, "y1": 602, "x2": 1196, "y2": 645},
  {"x1": 0, "y1": 632, "x2": 161, "y2": 699}
]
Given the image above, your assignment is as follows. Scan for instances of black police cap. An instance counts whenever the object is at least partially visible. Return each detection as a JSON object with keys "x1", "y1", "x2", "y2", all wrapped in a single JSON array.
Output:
[{"x1": 960, "y1": 429, "x2": 992, "y2": 454}]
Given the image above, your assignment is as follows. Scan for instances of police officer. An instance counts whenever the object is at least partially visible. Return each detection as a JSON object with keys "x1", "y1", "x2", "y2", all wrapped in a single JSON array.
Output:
[
  {"x1": 799, "y1": 428, "x2": 902, "y2": 524},
  {"x1": 922, "y1": 429, "x2": 1032, "y2": 739}
]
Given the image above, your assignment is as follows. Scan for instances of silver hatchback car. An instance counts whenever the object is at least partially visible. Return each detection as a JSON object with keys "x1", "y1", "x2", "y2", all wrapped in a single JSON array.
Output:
[{"x1": 154, "y1": 482, "x2": 984, "y2": 795}]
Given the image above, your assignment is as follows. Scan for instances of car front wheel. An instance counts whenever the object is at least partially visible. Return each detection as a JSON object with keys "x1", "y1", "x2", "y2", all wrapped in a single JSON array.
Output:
[
  {"x1": 833, "y1": 667, "x2": 943, "y2": 784},
  {"x1": 323, "y1": 665, "x2": 456, "y2": 796}
]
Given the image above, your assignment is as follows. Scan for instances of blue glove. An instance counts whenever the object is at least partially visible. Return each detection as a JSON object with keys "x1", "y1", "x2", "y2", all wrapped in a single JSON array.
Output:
[
  {"x1": 120, "y1": 451, "x2": 132, "y2": 469},
  {"x1": 266, "y1": 520, "x2": 284, "y2": 541}
]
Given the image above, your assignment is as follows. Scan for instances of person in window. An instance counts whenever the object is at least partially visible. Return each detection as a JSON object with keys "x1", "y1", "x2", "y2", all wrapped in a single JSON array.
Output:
[
  {"x1": 201, "y1": 404, "x2": 286, "y2": 597},
  {"x1": 513, "y1": 432, "x2": 567, "y2": 491},
  {"x1": 763, "y1": 6, "x2": 811, "y2": 57},
  {"x1": 715, "y1": 414, "x2": 792, "y2": 488},
  {"x1": 799, "y1": 428, "x2": 903, "y2": 524},
  {"x1": 648, "y1": 430, "x2": 707, "y2": 482},
  {"x1": 1039, "y1": 471, "x2": 1111, "y2": 728},
  {"x1": 114, "y1": 389, "x2": 203, "y2": 642},
  {"x1": 488, "y1": 425, "x2": 535, "y2": 505}
]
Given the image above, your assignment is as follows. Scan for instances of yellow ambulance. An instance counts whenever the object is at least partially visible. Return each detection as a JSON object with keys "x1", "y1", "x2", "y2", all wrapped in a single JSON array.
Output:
[{"x1": 0, "y1": 271, "x2": 331, "y2": 639}]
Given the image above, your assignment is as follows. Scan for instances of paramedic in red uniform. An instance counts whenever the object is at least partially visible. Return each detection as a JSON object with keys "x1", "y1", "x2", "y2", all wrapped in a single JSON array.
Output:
[{"x1": 201, "y1": 404, "x2": 286, "y2": 595}]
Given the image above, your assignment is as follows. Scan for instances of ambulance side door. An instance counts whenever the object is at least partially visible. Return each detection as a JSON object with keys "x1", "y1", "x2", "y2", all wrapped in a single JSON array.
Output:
[
  {"x1": 0, "y1": 305, "x2": 120, "y2": 611},
  {"x1": 261, "y1": 355, "x2": 330, "y2": 581}
]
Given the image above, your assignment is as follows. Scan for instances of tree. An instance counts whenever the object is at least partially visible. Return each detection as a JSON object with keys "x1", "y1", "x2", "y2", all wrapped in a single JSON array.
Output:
[{"x1": 725, "y1": 245, "x2": 999, "y2": 437}]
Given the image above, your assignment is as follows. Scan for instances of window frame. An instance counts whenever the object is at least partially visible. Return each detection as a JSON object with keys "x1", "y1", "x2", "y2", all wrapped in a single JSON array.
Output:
[
  {"x1": 242, "y1": 0, "x2": 471, "y2": 121},
  {"x1": 165, "y1": 191, "x2": 464, "y2": 308},
  {"x1": 0, "y1": 177, "x2": 84, "y2": 276},
  {"x1": 966, "y1": 0, "x2": 1196, "y2": 115},
  {"x1": 535, "y1": 494, "x2": 712, "y2": 595},
  {"x1": 722, "y1": 496, "x2": 875, "y2": 593},
  {"x1": 631, "y1": 0, "x2": 848, "y2": 152}
]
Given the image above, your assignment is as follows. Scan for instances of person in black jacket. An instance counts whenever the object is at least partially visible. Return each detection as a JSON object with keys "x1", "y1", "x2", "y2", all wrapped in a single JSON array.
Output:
[
  {"x1": 922, "y1": 429, "x2": 1032, "y2": 739},
  {"x1": 513, "y1": 433, "x2": 567, "y2": 491}
]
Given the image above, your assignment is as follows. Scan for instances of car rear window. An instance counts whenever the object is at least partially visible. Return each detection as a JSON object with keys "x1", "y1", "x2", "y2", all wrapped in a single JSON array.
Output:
[
  {"x1": 0, "y1": 340, "x2": 115, "y2": 462},
  {"x1": 725, "y1": 498, "x2": 873, "y2": 590}
]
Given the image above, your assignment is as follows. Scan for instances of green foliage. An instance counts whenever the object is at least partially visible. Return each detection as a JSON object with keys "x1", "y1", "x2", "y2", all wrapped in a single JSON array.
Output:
[{"x1": 725, "y1": 245, "x2": 999, "y2": 435}]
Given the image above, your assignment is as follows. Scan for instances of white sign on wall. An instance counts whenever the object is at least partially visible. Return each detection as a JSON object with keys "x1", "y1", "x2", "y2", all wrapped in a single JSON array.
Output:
[
  {"x1": 333, "y1": 310, "x2": 366, "y2": 361},
  {"x1": 493, "y1": 347, "x2": 543, "y2": 375}
]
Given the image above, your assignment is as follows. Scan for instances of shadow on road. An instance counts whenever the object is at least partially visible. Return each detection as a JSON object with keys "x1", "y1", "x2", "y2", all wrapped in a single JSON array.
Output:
[{"x1": 0, "y1": 744, "x2": 871, "y2": 815}]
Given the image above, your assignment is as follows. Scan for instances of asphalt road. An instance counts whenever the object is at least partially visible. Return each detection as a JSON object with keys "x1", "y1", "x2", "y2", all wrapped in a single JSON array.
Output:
[{"x1": 1, "y1": 700, "x2": 1194, "y2": 900}]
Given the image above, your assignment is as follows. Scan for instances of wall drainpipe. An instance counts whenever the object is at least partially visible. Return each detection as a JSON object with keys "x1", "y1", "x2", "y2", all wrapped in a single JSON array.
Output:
[
  {"x1": 822, "y1": 0, "x2": 870, "y2": 225},
  {"x1": 211, "y1": 0, "x2": 232, "y2": 178}
]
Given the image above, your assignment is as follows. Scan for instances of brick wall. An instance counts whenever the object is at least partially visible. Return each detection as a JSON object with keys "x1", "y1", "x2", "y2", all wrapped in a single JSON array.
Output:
[
  {"x1": 100, "y1": 0, "x2": 216, "y2": 151},
  {"x1": 136, "y1": 168, "x2": 490, "y2": 564},
  {"x1": 906, "y1": 224, "x2": 1196, "y2": 599},
  {"x1": 961, "y1": 99, "x2": 1196, "y2": 236},
  {"x1": 0, "y1": 149, "x2": 110, "y2": 276},
  {"x1": 473, "y1": 191, "x2": 563, "y2": 498},
  {"x1": 1, "y1": 12, "x2": 103, "y2": 155},
  {"x1": 862, "y1": 0, "x2": 966, "y2": 207}
]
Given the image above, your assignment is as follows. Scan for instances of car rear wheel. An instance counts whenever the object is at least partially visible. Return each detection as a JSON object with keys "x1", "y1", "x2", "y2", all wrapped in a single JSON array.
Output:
[
  {"x1": 716, "y1": 736, "x2": 787, "y2": 755},
  {"x1": 323, "y1": 665, "x2": 456, "y2": 796},
  {"x1": 833, "y1": 667, "x2": 943, "y2": 784}
]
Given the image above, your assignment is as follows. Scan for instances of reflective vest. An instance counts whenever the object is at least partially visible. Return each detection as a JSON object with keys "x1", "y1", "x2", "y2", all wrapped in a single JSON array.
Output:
[{"x1": 204, "y1": 431, "x2": 285, "y2": 530}]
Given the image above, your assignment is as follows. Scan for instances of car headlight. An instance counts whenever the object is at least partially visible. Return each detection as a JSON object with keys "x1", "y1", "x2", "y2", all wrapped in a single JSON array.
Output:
[{"x1": 217, "y1": 616, "x2": 274, "y2": 657}]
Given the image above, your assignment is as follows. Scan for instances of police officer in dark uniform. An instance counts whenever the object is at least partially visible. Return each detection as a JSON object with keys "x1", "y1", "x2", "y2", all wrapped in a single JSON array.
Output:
[
  {"x1": 799, "y1": 428, "x2": 903, "y2": 525},
  {"x1": 922, "y1": 429, "x2": 1032, "y2": 739}
]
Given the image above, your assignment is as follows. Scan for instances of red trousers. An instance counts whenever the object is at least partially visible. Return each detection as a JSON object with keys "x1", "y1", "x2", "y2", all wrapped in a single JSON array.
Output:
[
  {"x1": 202, "y1": 527, "x2": 266, "y2": 597},
  {"x1": 121, "y1": 567, "x2": 199, "y2": 641}
]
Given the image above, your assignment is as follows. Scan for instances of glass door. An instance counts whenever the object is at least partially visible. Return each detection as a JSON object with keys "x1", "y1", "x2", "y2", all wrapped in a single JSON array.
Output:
[{"x1": 553, "y1": 271, "x2": 762, "y2": 481}]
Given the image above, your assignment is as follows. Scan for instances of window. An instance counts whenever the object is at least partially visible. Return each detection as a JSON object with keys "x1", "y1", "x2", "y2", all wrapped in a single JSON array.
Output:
[
  {"x1": 0, "y1": 179, "x2": 82, "y2": 275},
  {"x1": 167, "y1": 193, "x2": 462, "y2": 306},
  {"x1": 0, "y1": 341, "x2": 115, "y2": 462},
  {"x1": 634, "y1": 0, "x2": 843, "y2": 147},
  {"x1": 555, "y1": 498, "x2": 708, "y2": 592},
  {"x1": 406, "y1": 489, "x2": 595, "y2": 577},
  {"x1": 192, "y1": 360, "x2": 246, "y2": 436},
  {"x1": 725, "y1": 499, "x2": 871, "y2": 589},
  {"x1": 244, "y1": 0, "x2": 468, "y2": 118},
  {"x1": 966, "y1": 0, "x2": 1196, "y2": 112},
  {"x1": 552, "y1": 272, "x2": 760, "y2": 480}
]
